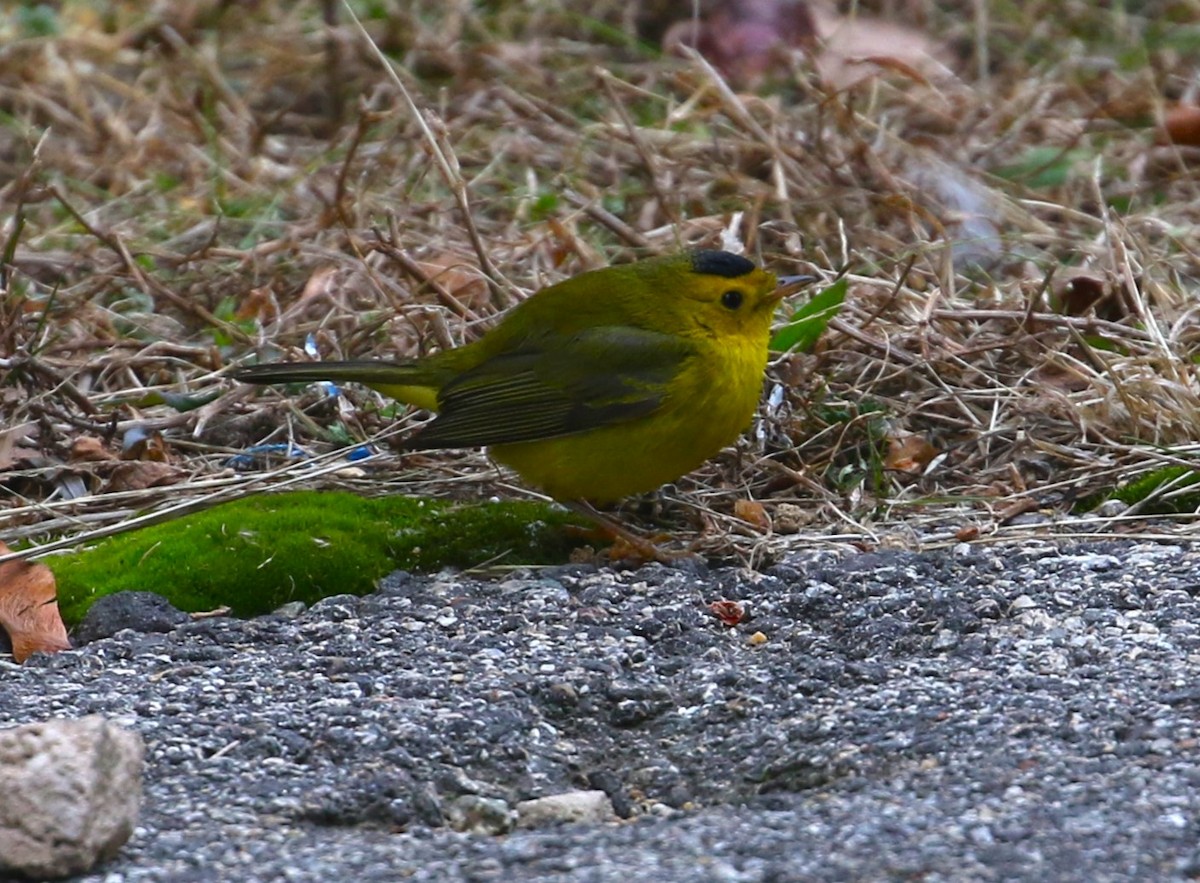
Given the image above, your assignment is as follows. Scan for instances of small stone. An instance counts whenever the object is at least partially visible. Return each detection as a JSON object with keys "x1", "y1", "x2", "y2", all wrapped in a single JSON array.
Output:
[
  {"x1": 748, "y1": 631, "x2": 768, "y2": 645},
  {"x1": 445, "y1": 795, "x2": 515, "y2": 835},
  {"x1": 772, "y1": 503, "x2": 813, "y2": 534},
  {"x1": 0, "y1": 716, "x2": 144, "y2": 879},
  {"x1": 516, "y1": 790, "x2": 614, "y2": 828},
  {"x1": 544, "y1": 682, "x2": 579, "y2": 707},
  {"x1": 1009, "y1": 594, "x2": 1038, "y2": 613},
  {"x1": 931, "y1": 629, "x2": 959, "y2": 651},
  {"x1": 308, "y1": 595, "x2": 361, "y2": 620},
  {"x1": 72, "y1": 591, "x2": 187, "y2": 644},
  {"x1": 1006, "y1": 511, "x2": 1052, "y2": 527}
]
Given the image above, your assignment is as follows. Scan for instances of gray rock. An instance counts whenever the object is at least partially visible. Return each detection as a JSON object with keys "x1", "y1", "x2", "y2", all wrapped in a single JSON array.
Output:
[
  {"x1": 72, "y1": 591, "x2": 187, "y2": 644},
  {"x1": 0, "y1": 716, "x2": 144, "y2": 879},
  {"x1": 5, "y1": 541, "x2": 1200, "y2": 881},
  {"x1": 273, "y1": 601, "x2": 308, "y2": 618},
  {"x1": 517, "y1": 790, "x2": 615, "y2": 828},
  {"x1": 445, "y1": 795, "x2": 516, "y2": 835}
]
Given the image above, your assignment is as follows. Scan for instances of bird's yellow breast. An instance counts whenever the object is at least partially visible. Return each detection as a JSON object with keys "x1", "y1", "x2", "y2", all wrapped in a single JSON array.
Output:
[{"x1": 491, "y1": 331, "x2": 767, "y2": 503}]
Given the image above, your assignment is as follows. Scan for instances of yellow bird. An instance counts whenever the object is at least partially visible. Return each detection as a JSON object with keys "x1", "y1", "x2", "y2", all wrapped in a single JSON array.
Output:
[{"x1": 232, "y1": 249, "x2": 806, "y2": 507}]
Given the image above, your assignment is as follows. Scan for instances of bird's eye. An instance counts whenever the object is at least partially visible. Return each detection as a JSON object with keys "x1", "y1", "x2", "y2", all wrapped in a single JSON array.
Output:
[{"x1": 720, "y1": 290, "x2": 744, "y2": 310}]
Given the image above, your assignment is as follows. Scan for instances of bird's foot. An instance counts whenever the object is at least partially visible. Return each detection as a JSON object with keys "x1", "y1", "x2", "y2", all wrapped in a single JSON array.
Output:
[{"x1": 564, "y1": 500, "x2": 698, "y2": 565}]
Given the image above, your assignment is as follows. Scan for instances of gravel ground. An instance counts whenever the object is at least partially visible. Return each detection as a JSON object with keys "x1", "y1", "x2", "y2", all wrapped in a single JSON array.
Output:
[{"x1": 6, "y1": 539, "x2": 1200, "y2": 882}]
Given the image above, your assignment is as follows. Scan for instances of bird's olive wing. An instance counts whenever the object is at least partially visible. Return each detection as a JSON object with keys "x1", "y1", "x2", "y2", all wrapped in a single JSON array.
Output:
[{"x1": 405, "y1": 326, "x2": 695, "y2": 449}]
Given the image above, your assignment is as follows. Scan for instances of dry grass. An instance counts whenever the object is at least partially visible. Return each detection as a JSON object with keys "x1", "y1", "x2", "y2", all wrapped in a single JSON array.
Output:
[{"x1": 3, "y1": 0, "x2": 1200, "y2": 566}]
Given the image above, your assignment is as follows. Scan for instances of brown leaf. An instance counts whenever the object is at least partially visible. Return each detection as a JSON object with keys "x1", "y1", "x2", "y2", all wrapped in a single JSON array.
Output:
[
  {"x1": 295, "y1": 266, "x2": 340, "y2": 307},
  {"x1": 709, "y1": 599, "x2": 747, "y2": 627},
  {"x1": 104, "y1": 461, "x2": 184, "y2": 493},
  {"x1": 1162, "y1": 104, "x2": 1200, "y2": 147},
  {"x1": 955, "y1": 525, "x2": 981, "y2": 542},
  {"x1": 69, "y1": 436, "x2": 115, "y2": 463},
  {"x1": 414, "y1": 254, "x2": 490, "y2": 311},
  {"x1": 1057, "y1": 272, "x2": 1108, "y2": 317},
  {"x1": 1056, "y1": 271, "x2": 1137, "y2": 322},
  {"x1": 121, "y1": 429, "x2": 171, "y2": 462},
  {"x1": 885, "y1": 434, "x2": 938, "y2": 473},
  {"x1": 0, "y1": 422, "x2": 37, "y2": 470},
  {"x1": 663, "y1": 0, "x2": 951, "y2": 92},
  {"x1": 733, "y1": 498, "x2": 772, "y2": 532},
  {"x1": 1031, "y1": 363, "x2": 1091, "y2": 394},
  {"x1": 235, "y1": 285, "x2": 279, "y2": 323},
  {"x1": 810, "y1": 4, "x2": 953, "y2": 91},
  {"x1": 0, "y1": 542, "x2": 71, "y2": 663},
  {"x1": 997, "y1": 498, "x2": 1040, "y2": 525}
]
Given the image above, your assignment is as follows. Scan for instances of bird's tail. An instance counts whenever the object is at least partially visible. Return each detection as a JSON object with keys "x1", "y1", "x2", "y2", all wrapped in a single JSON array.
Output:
[{"x1": 231, "y1": 360, "x2": 440, "y2": 411}]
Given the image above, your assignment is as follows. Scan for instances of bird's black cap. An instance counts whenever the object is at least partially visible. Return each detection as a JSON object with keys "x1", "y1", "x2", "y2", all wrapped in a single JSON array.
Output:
[{"x1": 690, "y1": 249, "x2": 755, "y2": 279}]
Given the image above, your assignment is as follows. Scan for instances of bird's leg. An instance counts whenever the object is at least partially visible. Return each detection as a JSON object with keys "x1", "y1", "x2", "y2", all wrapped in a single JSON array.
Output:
[{"x1": 564, "y1": 500, "x2": 695, "y2": 564}]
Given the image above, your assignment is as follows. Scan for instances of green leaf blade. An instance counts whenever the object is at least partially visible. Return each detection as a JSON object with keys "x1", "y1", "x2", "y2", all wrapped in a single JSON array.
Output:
[{"x1": 769, "y1": 278, "x2": 848, "y2": 354}]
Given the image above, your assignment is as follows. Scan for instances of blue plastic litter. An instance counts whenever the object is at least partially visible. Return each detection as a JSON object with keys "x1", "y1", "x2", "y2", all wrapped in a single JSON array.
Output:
[{"x1": 225, "y1": 443, "x2": 312, "y2": 470}]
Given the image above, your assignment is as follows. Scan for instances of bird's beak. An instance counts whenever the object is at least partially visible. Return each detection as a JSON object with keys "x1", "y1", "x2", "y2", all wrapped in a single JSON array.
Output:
[{"x1": 768, "y1": 274, "x2": 819, "y2": 302}]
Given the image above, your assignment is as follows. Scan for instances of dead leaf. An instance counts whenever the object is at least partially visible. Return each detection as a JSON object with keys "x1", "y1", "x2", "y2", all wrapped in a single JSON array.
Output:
[
  {"x1": 812, "y1": 4, "x2": 953, "y2": 91},
  {"x1": 734, "y1": 498, "x2": 772, "y2": 531},
  {"x1": 414, "y1": 253, "x2": 490, "y2": 311},
  {"x1": 0, "y1": 423, "x2": 37, "y2": 470},
  {"x1": 1161, "y1": 104, "x2": 1200, "y2": 147},
  {"x1": 997, "y1": 498, "x2": 1041, "y2": 525},
  {"x1": 296, "y1": 266, "x2": 340, "y2": 307},
  {"x1": 121, "y1": 428, "x2": 171, "y2": 462},
  {"x1": 663, "y1": 0, "x2": 953, "y2": 92},
  {"x1": 69, "y1": 436, "x2": 115, "y2": 463},
  {"x1": 709, "y1": 599, "x2": 747, "y2": 626},
  {"x1": 955, "y1": 525, "x2": 981, "y2": 542},
  {"x1": 545, "y1": 217, "x2": 583, "y2": 268},
  {"x1": 1056, "y1": 271, "x2": 1137, "y2": 322},
  {"x1": 0, "y1": 542, "x2": 71, "y2": 663},
  {"x1": 104, "y1": 461, "x2": 184, "y2": 493},
  {"x1": 1031, "y1": 363, "x2": 1092, "y2": 394},
  {"x1": 885, "y1": 434, "x2": 938, "y2": 473},
  {"x1": 1058, "y1": 272, "x2": 1108, "y2": 316},
  {"x1": 235, "y1": 285, "x2": 280, "y2": 323}
]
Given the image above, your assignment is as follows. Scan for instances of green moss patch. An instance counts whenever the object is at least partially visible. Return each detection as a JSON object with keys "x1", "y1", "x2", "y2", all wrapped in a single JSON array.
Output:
[
  {"x1": 50, "y1": 491, "x2": 587, "y2": 625},
  {"x1": 1106, "y1": 466, "x2": 1200, "y2": 515}
]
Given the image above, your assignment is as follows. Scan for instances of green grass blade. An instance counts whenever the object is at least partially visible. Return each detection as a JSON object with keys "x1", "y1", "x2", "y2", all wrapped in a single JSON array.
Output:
[{"x1": 770, "y1": 278, "x2": 848, "y2": 354}]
